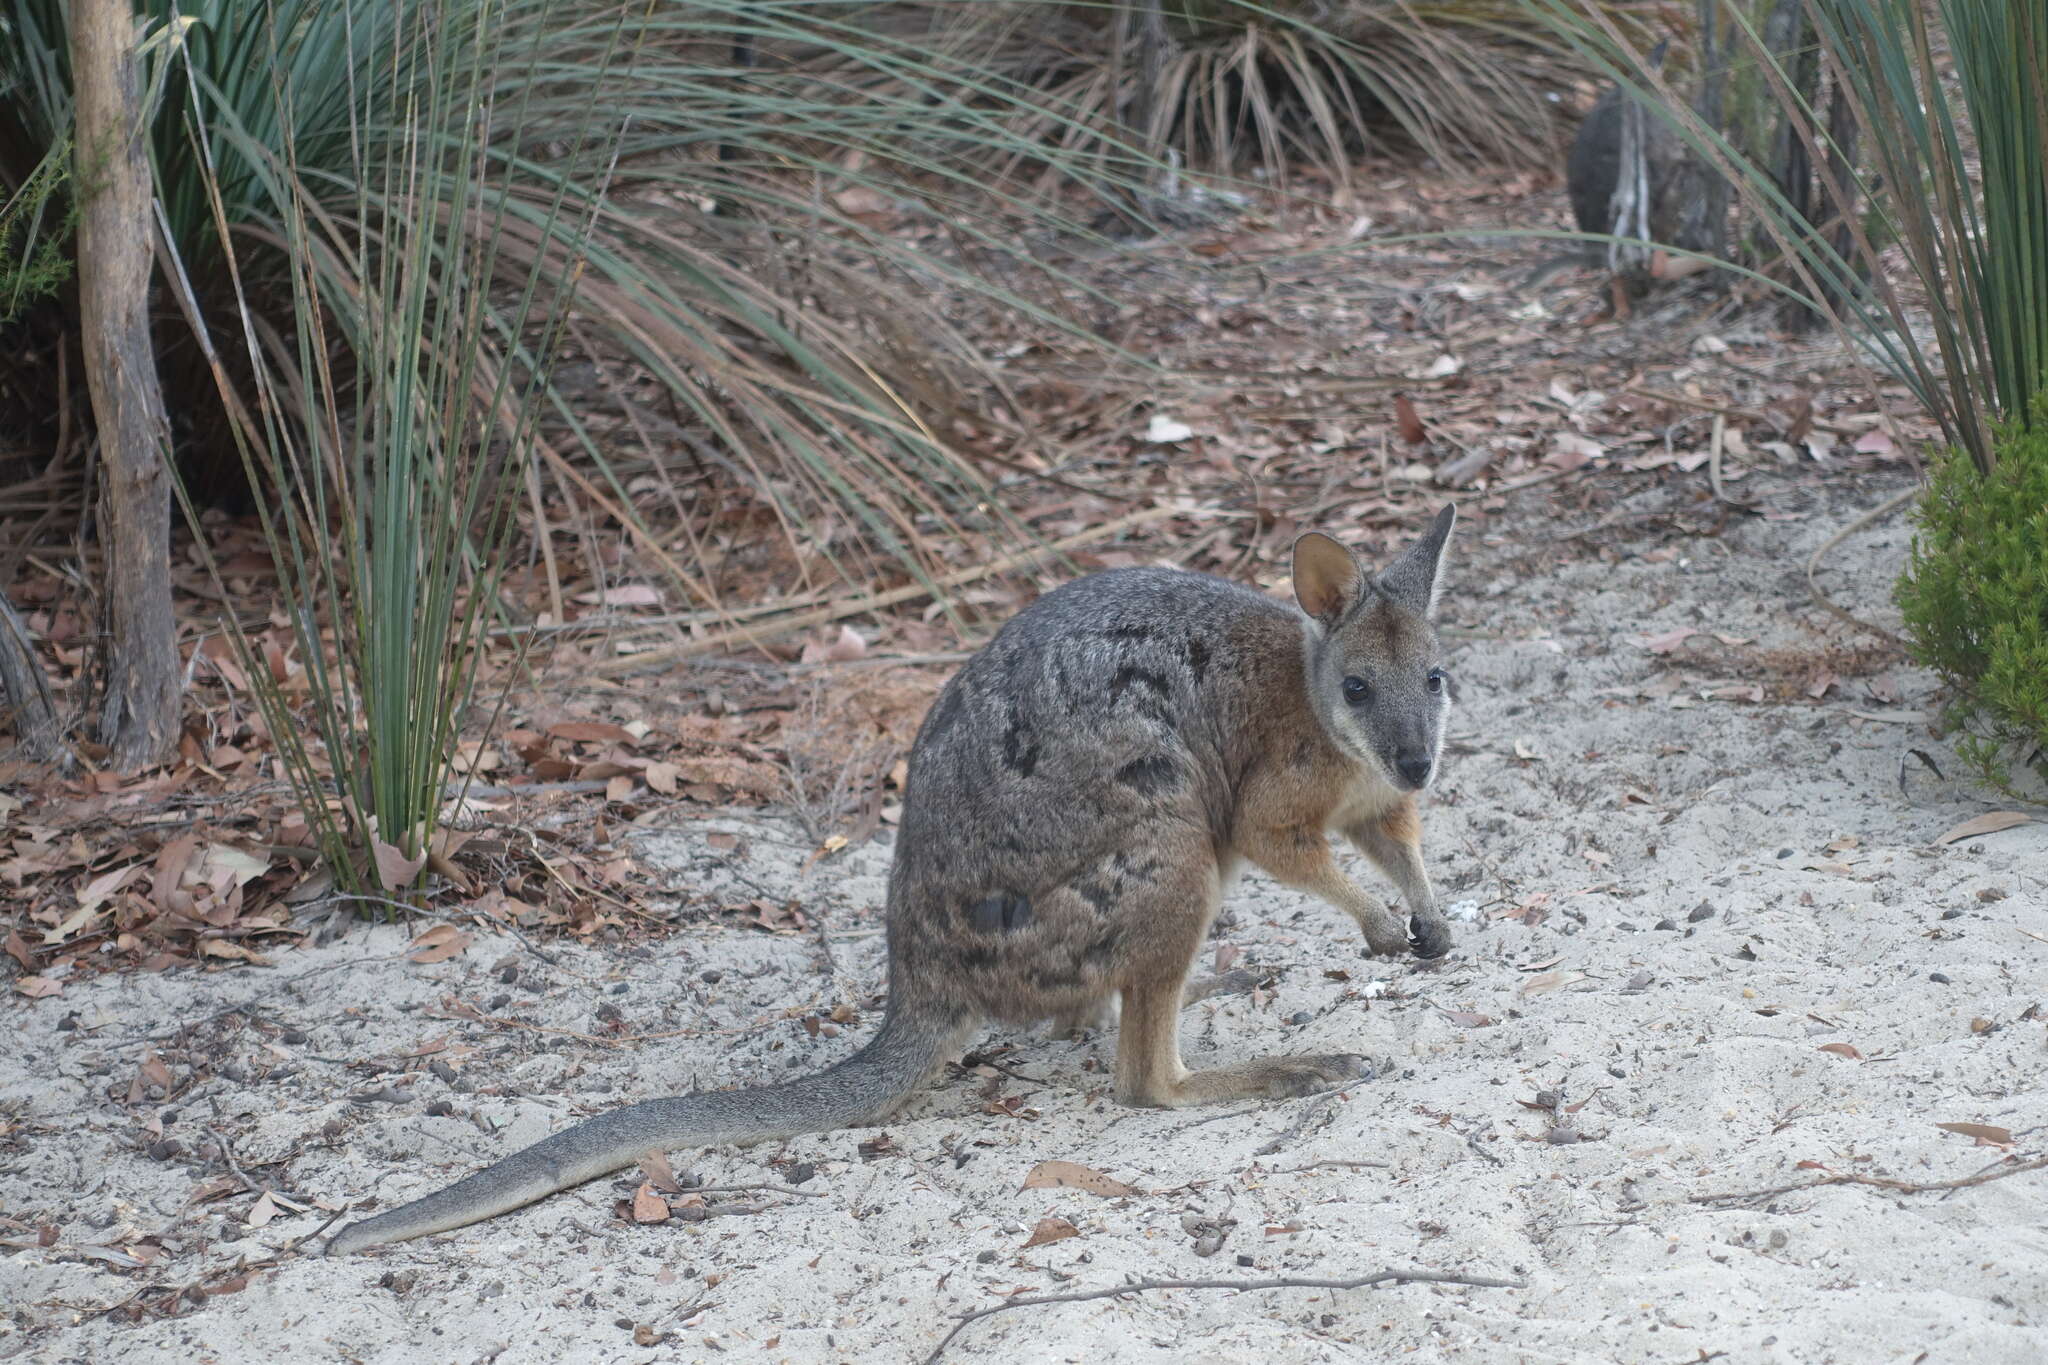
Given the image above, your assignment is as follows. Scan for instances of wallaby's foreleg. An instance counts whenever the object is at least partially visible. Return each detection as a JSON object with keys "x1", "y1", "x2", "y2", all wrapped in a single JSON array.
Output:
[
  {"x1": 1240, "y1": 828, "x2": 1409, "y2": 957},
  {"x1": 1342, "y1": 796, "x2": 1451, "y2": 959}
]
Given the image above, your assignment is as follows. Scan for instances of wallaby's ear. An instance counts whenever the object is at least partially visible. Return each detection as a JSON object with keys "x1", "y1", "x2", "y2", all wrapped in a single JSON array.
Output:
[
  {"x1": 1376, "y1": 504, "x2": 1456, "y2": 619},
  {"x1": 1292, "y1": 532, "x2": 1366, "y2": 628}
]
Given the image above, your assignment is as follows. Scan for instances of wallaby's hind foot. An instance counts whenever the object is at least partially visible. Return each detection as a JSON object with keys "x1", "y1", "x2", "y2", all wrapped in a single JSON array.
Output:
[
  {"x1": 1113, "y1": 974, "x2": 1369, "y2": 1109},
  {"x1": 1143, "y1": 1052, "x2": 1372, "y2": 1107}
]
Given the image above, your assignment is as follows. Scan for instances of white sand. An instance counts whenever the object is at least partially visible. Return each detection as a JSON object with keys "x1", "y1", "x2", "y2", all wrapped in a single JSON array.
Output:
[{"x1": 6, "y1": 473, "x2": 2045, "y2": 1363}]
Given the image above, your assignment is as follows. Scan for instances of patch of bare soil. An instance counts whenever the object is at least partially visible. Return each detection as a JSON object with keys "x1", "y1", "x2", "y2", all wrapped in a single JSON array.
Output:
[{"x1": 5, "y1": 458, "x2": 2045, "y2": 1363}]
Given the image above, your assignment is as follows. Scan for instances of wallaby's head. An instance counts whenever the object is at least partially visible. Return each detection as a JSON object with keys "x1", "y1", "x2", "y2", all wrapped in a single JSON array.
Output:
[{"x1": 1291, "y1": 505, "x2": 1456, "y2": 793}]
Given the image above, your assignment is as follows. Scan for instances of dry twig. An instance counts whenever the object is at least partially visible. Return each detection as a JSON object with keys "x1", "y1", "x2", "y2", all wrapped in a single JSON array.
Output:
[
  {"x1": 591, "y1": 506, "x2": 1175, "y2": 675},
  {"x1": 1804, "y1": 486, "x2": 1918, "y2": 645},
  {"x1": 1689, "y1": 1153, "x2": 2048, "y2": 1205},
  {"x1": 924, "y1": 1268, "x2": 1523, "y2": 1363}
]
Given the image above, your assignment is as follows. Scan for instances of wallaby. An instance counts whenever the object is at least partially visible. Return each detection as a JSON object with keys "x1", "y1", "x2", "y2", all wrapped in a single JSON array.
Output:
[{"x1": 326, "y1": 506, "x2": 1459, "y2": 1255}]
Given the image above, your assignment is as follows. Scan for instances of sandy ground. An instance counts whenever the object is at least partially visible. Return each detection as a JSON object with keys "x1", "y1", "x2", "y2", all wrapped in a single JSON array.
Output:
[{"x1": 5, "y1": 469, "x2": 2046, "y2": 1365}]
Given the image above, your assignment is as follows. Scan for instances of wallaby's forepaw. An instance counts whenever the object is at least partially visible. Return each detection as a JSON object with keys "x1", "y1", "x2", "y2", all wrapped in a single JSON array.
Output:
[
  {"x1": 1257, "y1": 1053, "x2": 1372, "y2": 1098},
  {"x1": 1407, "y1": 914, "x2": 1453, "y2": 961}
]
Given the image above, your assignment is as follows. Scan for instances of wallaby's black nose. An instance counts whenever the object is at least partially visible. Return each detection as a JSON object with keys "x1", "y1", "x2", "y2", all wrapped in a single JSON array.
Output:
[{"x1": 1396, "y1": 752, "x2": 1432, "y2": 788}]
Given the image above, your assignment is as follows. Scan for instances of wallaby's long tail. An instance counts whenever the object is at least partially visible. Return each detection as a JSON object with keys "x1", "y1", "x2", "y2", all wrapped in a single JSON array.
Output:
[{"x1": 325, "y1": 1005, "x2": 967, "y2": 1255}]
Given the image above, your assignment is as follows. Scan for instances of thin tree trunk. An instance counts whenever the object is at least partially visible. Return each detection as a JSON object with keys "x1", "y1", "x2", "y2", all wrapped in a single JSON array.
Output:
[
  {"x1": 0, "y1": 589, "x2": 63, "y2": 762},
  {"x1": 1691, "y1": 0, "x2": 1731, "y2": 261},
  {"x1": 72, "y1": 0, "x2": 179, "y2": 767}
]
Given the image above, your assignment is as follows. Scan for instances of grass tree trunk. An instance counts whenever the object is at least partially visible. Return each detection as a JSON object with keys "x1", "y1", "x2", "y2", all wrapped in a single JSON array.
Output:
[{"x1": 72, "y1": 0, "x2": 179, "y2": 768}]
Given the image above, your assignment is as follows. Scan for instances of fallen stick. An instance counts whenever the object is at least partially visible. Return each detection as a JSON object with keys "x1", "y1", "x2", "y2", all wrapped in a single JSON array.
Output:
[
  {"x1": 1804, "y1": 485, "x2": 1918, "y2": 645},
  {"x1": 1689, "y1": 1152, "x2": 2048, "y2": 1205},
  {"x1": 923, "y1": 1268, "x2": 1524, "y2": 1363}
]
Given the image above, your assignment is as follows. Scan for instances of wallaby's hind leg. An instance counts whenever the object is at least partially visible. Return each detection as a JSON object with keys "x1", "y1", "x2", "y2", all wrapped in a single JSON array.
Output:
[
  {"x1": 1109, "y1": 853, "x2": 1366, "y2": 1109},
  {"x1": 1116, "y1": 975, "x2": 1368, "y2": 1107},
  {"x1": 1343, "y1": 796, "x2": 1451, "y2": 959}
]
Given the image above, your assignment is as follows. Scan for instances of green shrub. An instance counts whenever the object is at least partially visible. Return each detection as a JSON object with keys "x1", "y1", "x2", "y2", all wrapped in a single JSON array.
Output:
[
  {"x1": 1896, "y1": 399, "x2": 2048, "y2": 792},
  {"x1": 0, "y1": 138, "x2": 71, "y2": 323}
]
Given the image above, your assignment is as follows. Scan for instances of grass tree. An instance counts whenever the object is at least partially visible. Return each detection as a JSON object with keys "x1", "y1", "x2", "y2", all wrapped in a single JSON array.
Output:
[{"x1": 1529, "y1": 0, "x2": 2048, "y2": 789}]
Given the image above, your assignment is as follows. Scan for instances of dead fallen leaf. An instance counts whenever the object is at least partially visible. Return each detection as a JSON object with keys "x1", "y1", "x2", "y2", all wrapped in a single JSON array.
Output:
[
  {"x1": 825, "y1": 625, "x2": 868, "y2": 663},
  {"x1": 245, "y1": 1192, "x2": 279, "y2": 1228},
  {"x1": 1519, "y1": 971, "x2": 1587, "y2": 997},
  {"x1": 1935, "y1": 1121, "x2": 2014, "y2": 1147},
  {"x1": 1639, "y1": 627, "x2": 1697, "y2": 654},
  {"x1": 1440, "y1": 1010, "x2": 1495, "y2": 1028},
  {"x1": 407, "y1": 925, "x2": 473, "y2": 964},
  {"x1": 76, "y1": 862, "x2": 144, "y2": 913},
  {"x1": 574, "y1": 583, "x2": 663, "y2": 608},
  {"x1": 632, "y1": 1183, "x2": 670, "y2": 1224},
  {"x1": 195, "y1": 843, "x2": 271, "y2": 892},
  {"x1": 14, "y1": 975, "x2": 62, "y2": 999},
  {"x1": 549, "y1": 720, "x2": 637, "y2": 745},
  {"x1": 1393, "y1": 393, "x2": 1427, "y2": 445},
  {"x1": 634, "y1": 1154, "x2": 684, "y2": 1195},
  {"x1": 199, "y1": 940, "x2": 271, "y2": 965},
  {"x1": 1021, "y1": 1161, "x2": 1138, "y2": 1198},
  {"x1": 1022, "y1": 1216, "x2": 1080, "y2": 1249},
  {"x1": 1817, "y1": 1042, "x2": 1863, "y2": 1060},
  {"x1": 373, "y1": 839, "x2": 427, "y2": 892},
  {"x1": 1933, "y1": 811, "x2": 2033, "y2": 846}
]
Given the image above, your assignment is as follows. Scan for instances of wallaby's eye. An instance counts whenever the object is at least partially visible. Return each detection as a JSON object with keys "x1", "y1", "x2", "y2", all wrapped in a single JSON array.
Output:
[
  {"x1": 1427, "y1": 668, "x2": 1447, "y2": 695},
  {"x1": 1341, "y1": 676, "x2": 1369, "y2": 706}
]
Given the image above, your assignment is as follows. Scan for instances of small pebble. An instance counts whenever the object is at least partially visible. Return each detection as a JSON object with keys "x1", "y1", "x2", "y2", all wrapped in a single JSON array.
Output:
[
  {"x1": 1777, "y1": 848, "x2": 1794, "y2": 859},
  {"x1": 1288, "y1": 1011, "x2": 1313, "y2": 1026},
  {"x1": 700, "y1": 969, "x2": 723, "y2": 984},
  {"x1": 1655, "y1": 918, "x2": 1678, "y2": 931},
  {"x1": 1941, "y1": 908, "x2": 1965, "y2": 921},
  {"x1": 1688, "y1": 903, "x2": 1716, "y2": 923},
  {"x1": 1929, "y1": 972, "x2": 1950, "y2": 984}
]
